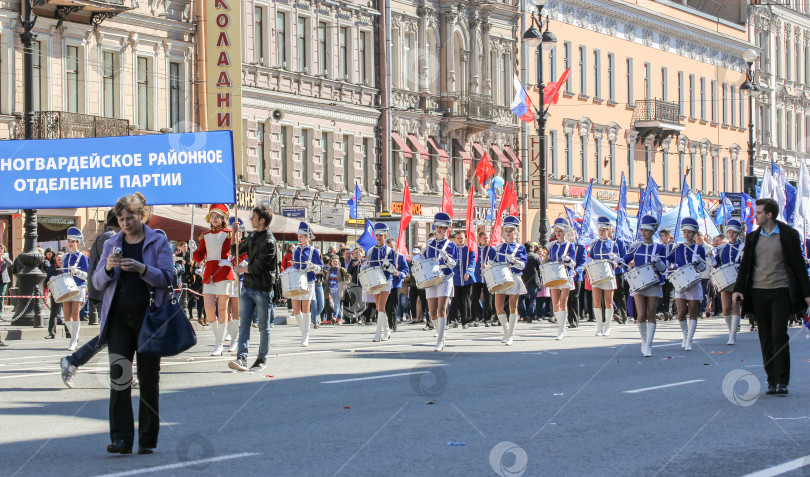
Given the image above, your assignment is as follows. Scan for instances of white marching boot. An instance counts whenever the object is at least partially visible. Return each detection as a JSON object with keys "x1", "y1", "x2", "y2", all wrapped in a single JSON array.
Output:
[
  {"x1": 638, "y1": 322, "x2": 647, "y2": 354},
  {"x1": 211, "y1": 322, "x2": 225, "y2": 356},
  {"x1": 603, "y1": 309, "x2": 613, "y2": 336},
  {"x1": 505, "y1": 314, "x2": 517, "y2": 346},
  {"x1": 435, "y1": 317, "x2": 447, "y2": 351},
  {"x1": 555, "y1": 311, "x2": 567, "y2": 340},
  {"x1": 679, "y1": 320, "x2": 688, "y2": 349},
  {"x1": 373, "y1": 312, "x2": 386, "y2": 342},
  {"x1": 67, "y1": 322, "x2": 79, "y2": 351},
  {"x1": 497, "y1": 314, "x2": 508, "y2": 343},
  {"x1": 594, "y1": 309, "x2": 604, "y2": 336},
  {"x1": 301, "y1": 312, "x2": 311, "y2": 347},
  {"x1": 643, "y1": 322, "x2": 656, "y2": 357},
  {"x1": 227, "y1": 320, "x2": 240, "y2": 352},
  {"x1": 685, "y1": 319, "x2": 697, "y2": 351},
  {"x1": 382, "y1": 315, "x2": 392, "y2": 341},
  {"x1": 728, "y1": 315, "x2": 740, "y2": 345},
  {"x1": 724, "y1": 315, "x2": 732, "y2": 332}
]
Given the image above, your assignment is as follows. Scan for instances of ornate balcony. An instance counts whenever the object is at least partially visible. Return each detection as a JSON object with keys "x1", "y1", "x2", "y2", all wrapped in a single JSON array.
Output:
[
  {"x1": 445, "y1": 93, "x2": 495, "y2": 135},
  {"x1": 632, "y1": 99, "x2": 683, "y2": 146},
  {"x1": 32, "y1": 0, "x2": 133, "y2": 28},
  {"x1": 15, "y1": 111, "x2": 130, "y2": 140}
]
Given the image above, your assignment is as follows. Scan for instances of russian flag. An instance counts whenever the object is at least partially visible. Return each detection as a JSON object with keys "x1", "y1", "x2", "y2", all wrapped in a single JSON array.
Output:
[{"x1": 510, "y1": 75, "x2": 534, "y2": 123}]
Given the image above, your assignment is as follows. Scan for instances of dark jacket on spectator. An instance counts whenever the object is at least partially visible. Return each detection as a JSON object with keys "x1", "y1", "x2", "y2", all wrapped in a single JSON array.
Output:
[
  {"x1": 523, "y1": 251, "x2": 541, "y2": 288},
  {"x1": 88, "y1": 228, "x2": 117, "y2": 301}
]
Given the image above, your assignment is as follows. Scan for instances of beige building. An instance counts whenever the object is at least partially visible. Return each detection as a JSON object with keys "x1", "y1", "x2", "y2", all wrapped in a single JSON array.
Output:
[
  {"x1": 0, "y1": 0, "x2": 196, "y2": 255},
  {"x1": 521, "y1": 0, "x2": 753, "y2": 242}
]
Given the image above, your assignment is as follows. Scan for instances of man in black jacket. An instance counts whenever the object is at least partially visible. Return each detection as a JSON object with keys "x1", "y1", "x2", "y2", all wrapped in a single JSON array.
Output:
[
  {"x1": 733, "y1": 198, "x2": 810, "y2": 396},
  {"x1": 519, "y1": 243, "x2": 541, "y2": 323},
  {"x1": 86, "y1": 209, "x2": 119, "y2": 325},
  {"x1": 229, "y1": 206, "x2": 278, "y2": 372}
]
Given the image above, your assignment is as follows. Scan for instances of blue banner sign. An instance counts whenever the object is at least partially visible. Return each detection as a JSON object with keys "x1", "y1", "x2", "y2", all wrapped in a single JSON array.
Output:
[
  {"x1": 0, "y1": 131, "x2": 235, "y2": 208},
  {"x1": 282, "y1": 208, "x2": 307, "y2": 219}
]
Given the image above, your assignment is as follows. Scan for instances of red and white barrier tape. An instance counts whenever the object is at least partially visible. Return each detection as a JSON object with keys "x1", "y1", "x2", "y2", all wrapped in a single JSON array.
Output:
[{"x1": 3, "y1": 295, "x2": 46, "y2": 299}]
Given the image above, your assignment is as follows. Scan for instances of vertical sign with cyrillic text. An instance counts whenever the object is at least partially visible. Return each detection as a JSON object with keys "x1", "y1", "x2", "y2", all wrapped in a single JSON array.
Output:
[
  {"x1": 528, "y1": 136, "x2": 543, "y2": 209},
  {"x1": 206, "y1": 0, "x2": 243, "y2": 176}
]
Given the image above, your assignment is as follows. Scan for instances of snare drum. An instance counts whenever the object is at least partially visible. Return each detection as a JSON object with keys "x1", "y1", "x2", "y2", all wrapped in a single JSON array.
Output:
[
  {"x1": 413, "y1": 258, "x2": 444, "y2": 289},
  {"x1": 280, "y1": 268, "x2": 310, "y2": 299},
  {"x1": 585, "y1": 259, "x2": 614, "y2": 286},
  {"x1": 48, "y1": 274, "x2": 79, "y2": 303},
  {"x1": 540, "y1": 262, "x2": 569, "y2": 288},
  {"x1": 670, "y1": 264, "x2": 701, "y2": 293},
  {"x1": 711, "y1": 263, "x2": 739, "y2": 292},
  {"x1": 625, "y1": 263, "x2": 658, "y2": 293},
  {"x1": 483, "y1": 263, "x2": 516, "y2": 293},
  {"x1": 359, "y1": 266, "x2": 389, "y2": 294}
]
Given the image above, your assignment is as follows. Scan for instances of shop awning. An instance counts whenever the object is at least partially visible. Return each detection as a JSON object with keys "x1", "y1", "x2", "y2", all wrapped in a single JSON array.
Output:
[
  {"x1": 452, "y1": 139, "x2": 472, "y2": 163},
  {"x1": 490, "y1": 144, "x2": 509, "y2": 165},
  {"x1": 149, "y1": 205, "x2": 213, "y2": 242},
  {"x1": 503, "y1": 145, "x2": 522, "y2": 167},
  {"x1": 268, "y1": 214, "x2": 347, "y2": 241},
  {"x1": 472, "y1": 142, "x2": 486, "y2": 159},
  {"x1": 407, "y1": 134, "x2": 430, "y2": 158},
  {"x1": 391, "y1": 132, "x2": 413, "y2": 158},
  {"x1": 427, "y1": 137, "x2": 449, "y2": 161}
]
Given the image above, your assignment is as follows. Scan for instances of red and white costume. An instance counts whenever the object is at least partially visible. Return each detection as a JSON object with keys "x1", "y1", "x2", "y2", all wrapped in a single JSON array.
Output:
[{"x1": 193, "y1": 205, "x2": 236, "y2": 296}]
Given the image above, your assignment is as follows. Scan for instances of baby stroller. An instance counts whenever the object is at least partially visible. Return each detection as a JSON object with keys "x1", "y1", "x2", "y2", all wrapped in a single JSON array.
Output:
[{"x1": 342, "y1": 283, "x2": 367, "y2": 324}]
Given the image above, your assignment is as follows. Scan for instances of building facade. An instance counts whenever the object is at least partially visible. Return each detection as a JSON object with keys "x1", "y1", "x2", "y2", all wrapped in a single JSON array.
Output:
[
  {"x1": 522, "y1": 0, "x2": 752, "y2": 242},
  {"x1": 1, "y1": 0, "x2": 196, "y2": 256},
  {"x1": 748, "y1": 1, "x2": 810, "y2": 186}
]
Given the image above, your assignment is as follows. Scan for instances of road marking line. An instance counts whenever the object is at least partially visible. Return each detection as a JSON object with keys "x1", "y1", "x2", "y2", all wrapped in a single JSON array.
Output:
[
  {"x1": 651, "y1": 343, "x2": 682, "y2": 348},
  {"x1": 622, "y1": 379, "x2": 705, "y2": 394},
  {"x1": 322, "y1": 371, "x2": 428, "y2": 384},
  {"x1": 92, "y1": 452, "x2": 259, "y2": 477},
  {"x1": 742, "y1": 454, "x2": 810, "y2": 477}
]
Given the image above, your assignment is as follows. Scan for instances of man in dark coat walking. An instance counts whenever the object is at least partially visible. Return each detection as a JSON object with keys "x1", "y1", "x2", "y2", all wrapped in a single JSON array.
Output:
[{"x1": 733, "y1": 198, "x2": 810, "y2": 395}]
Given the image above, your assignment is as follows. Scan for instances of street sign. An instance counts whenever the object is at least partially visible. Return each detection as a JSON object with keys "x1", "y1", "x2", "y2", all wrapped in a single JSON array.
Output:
[
  {"x1": 321, "y1": 206, "x2": 345, "y2": 229},
  {"x1": 282, "y1": 208, "x2": 306, "y2": 219}
]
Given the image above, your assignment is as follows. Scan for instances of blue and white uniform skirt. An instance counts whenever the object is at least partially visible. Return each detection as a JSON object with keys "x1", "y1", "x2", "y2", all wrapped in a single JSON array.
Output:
[
  {"x1": 362, "y1": 281, "x2": 393, "y2": 302},
  {"x1": 425, "y1": 274, "x2": 454, "y2": 299},
  {"x1": 674, "y1": 281, "x2": 703, "y2": 301},
  {"x1": 499, "y1": 274, "x2": 527, "y2": 296}
]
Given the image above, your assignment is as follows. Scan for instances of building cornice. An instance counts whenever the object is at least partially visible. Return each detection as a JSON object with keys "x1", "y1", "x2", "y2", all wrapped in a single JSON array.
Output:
[{"x1": 242, "y1": 87, "x2": 380, "y2": 126}]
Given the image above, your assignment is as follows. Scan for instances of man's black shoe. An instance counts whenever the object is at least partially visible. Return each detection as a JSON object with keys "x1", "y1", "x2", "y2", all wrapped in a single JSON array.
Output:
[
  {"x1": 776, "y1": 384, "x2": 789, "y2": 395},
  {"x1": 107, "y1": 440, "x2": 132, "y2": 454},
  {"x1": 765, "y1": 385, "x2": 777, "y2": 395},
  {"x1": 137, "y1": 447, "x2": 155, "y2": 455},
  {"x1": 249, "y1": 358, "x2": 266, "y2": 372}
]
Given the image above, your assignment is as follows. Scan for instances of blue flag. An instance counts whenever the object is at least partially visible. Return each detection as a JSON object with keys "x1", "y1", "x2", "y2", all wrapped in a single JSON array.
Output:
[
  {"x1": 673, "y1": 174, "x2": 690, "y2": 243},
  {"x1": 785, "y1": 181, "x2": 797, "y2": 225},
  {"x1": 615, "y1": 172, "x2": 632, "y2": 242},
  {"x1": 636, "y1": 175, "x2": 662, "y2": 240},
  {"x1": 356, "y1": 219, "x2": 377, "y2": 252},
  {"x1": 635, "y1": 187, "x2": 646, "y2": 240},
  {"x1": 579, "y1": 180, "x2": 596, "y2": 245},
  {"x1": 741, "y1": 192, "x2": 755, "y2": 232},
  {"x1": 347, "y1": 182, "x2": 361, "y2": 220},
  {"x1": 486, "y1": 180, "x2": 498, "y2": 221},
  {"x1": 696, "y1": 192, "x2": 707, "y2": 219},
  {"x1": 564, "y1": 206, "x2": 582, "y2": 235},
  {"x1": 714, "y1": 193, "x2": 734, "y2": 226}
]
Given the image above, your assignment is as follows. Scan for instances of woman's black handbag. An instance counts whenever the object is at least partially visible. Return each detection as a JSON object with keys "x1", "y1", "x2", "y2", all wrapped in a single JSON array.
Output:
[{"x1": 138, "y1": 270, "x2": 197, "y2": 357}]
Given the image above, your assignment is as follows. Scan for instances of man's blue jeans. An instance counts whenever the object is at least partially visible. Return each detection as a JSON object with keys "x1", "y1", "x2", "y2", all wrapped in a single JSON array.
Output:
[
  {"x1": 237, "y1": 286, "x2": 273, "y2": 361},
  {"x1": 519, "y1": 286, "x2": 538, "y2": 319}
]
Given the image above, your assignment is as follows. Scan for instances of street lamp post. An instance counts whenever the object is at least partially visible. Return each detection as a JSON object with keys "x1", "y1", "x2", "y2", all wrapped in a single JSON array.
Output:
[
  {"x1": 11, "y1": 0, "x2": 45, "y2": 327},
  {"x1": 740, "y1": 48, "x2": 760, "y2": 197},
  {"x1": 523, "y1": 0, "x2": 556, "y2": 247}
]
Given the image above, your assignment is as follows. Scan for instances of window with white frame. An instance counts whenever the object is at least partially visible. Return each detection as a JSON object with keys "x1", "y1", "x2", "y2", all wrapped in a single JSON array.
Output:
[
  {"x1": 297, "y1": 16, "x2": 308, "y2": 72},
  {"x1": 280, "y1": 125, "x2": 289, "y2": 183},
  {"x1": 301, "y1": 129, "x2": 310, "y2": 187},
  {"x1": 102, "y1": 51, "x2": 119, "y2": 118},
  {"x1": 32, "y1": 41, "x2": 44, "y2": 111},
  {"x1": 364, "y1": 137, "x2": 375, "y2": 193},
  {"x1": 502, "y1": 53, "x2": 510, "y2": 105},
  {"x1": 339, "y1": 26, "x2": 349, "y2": 81},
  {"x1": 359, "y1": 31, "x2": 368, "y2": 84},
  {"x1": 257, "y1": 123, "x2": 265, "y2": 182},
  {"x1": 321, "y1": 131, "x2": 331, "y2": 188},
  {"x1": 276, "y1": 12, "x2": 287, "y2": 68},
  {"x1": 254, "y1": 6, "x2": 264, "y2": 65},
  {"x1": 318, "y1": 21, "x2": 328, "y2": 75},
  {"x1": 65, "y1": 45, "x2": 82, "y2": 113},
  {"x1": 169, "y1": 62, "x2": 182, "y2": 131},
  {"x1": 343, "y1": 135, "x2": 351, "y2": 191},
  {"x1": 136, "y1": 56, "x2": 152, "y2": 130}
]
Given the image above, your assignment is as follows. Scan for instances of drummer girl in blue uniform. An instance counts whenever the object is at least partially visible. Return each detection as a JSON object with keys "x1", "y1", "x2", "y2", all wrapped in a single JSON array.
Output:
[
  {"x1": 587, "y1": 216, "x2": 620, "y2": 337},
  {"x1": 423, "y1": 212, "x2": 459, "y2": 352},
  {"x1": 486, "y1": 216, "x2": 527, "y2": 346},
  {"x1": 291, "y1": 222, "x2": 323, "y2": 347},
  {"x1": 364, "y1": 223, "x2": 398, "y2": 342},
  {"x1": 666, "y1": 217, "x2": 706, "y2": 351},
  {"x1": 544, "y1": 218, "x2": 577, "y2": 341},
  {"x1": 619, "y1": 214, "x2": 668, "y2": 357},
  {"x1": 708, "y1": 218, "x2": 744, "y2": 345},
  {"x1": 64, "y1": 227, "x2": 89, "y2": 351}
]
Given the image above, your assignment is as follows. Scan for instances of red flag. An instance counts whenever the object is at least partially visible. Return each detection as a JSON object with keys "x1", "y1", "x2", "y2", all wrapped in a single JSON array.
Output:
[
  {"x1": 396, "y1": 179, "x2": 412, "y2": 258},
  {"x1": 466, "y1": 184, "x2": 477, "y2": 255},
  {"x1": 502, "y1": 182, "x2": 519, "y2": 217},
  {"x1": 475, "y1": 153, "x2": 496, "y2": 186},
  {"x1": 543, "y1": 67, "x2": 571, "y2": 105},
  {"x1": 442, "y1": 178, "x2": 454, "y2": 219}
]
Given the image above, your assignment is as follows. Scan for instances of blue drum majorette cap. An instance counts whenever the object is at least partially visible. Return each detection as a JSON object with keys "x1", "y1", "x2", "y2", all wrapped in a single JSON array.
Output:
[
  {"x1": 681, "y1": 217, "x2": 699, "y2": 232},
  {"x1": 503, "y1": 215, "x2": 520, "y2": 230},
  {"x1": 297, "y1": 221, "x2": 314, "y2": 237},
  {"x1": 552, "y1": 217, "x2": 570, "y2": 231},
  {"x1": 597, "y1": 216, "x2": 612, "y2": 229},
  {"x1": 66, "y1": 226, "x2": 83, "y2": 241},
  {"x1": 433, "y1": 212, "x2": 452, "y2": 228},
  {"x1": 373, "y1": 222, "x2": 389, "y2": 235},
  {"x1": 639, "y1": 214, "x2": 659, "y2": 231},
  {"x1": 725, "y1": 219, "x2": 742, "y2": 233}
]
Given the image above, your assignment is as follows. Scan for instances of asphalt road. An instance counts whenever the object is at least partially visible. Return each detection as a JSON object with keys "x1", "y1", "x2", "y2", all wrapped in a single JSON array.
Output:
[{"x1": 1, "y1": 317, "x2": 810, "y2": 477}]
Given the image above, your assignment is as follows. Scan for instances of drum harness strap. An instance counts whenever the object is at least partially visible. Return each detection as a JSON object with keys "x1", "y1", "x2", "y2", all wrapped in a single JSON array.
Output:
[
  {"x1": 293, "y1": 245, "x2": 314, "y2": 271},
  {"x1": 429, "y1": 238, "x2": 451, "y2": 269}
]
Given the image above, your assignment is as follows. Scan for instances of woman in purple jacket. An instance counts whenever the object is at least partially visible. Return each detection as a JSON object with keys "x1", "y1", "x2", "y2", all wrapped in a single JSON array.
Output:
[{"x1": 92, "y1": 192, "x2": 174, "y2": 456}]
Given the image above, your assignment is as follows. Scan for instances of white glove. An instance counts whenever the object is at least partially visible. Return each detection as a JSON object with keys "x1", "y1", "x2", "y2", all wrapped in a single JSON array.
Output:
[
  {"x1": 239, "y1": 260, "x2": 248, "y2": 267},
  {"x1": 691, "y1": 253, "x2": 700, "y2": 264},
  {"x1": 307, "y1": 263, "x2": 322, "y2": 274},
  {"x1": 382, "y1": 259, "x2": 391, "y2": 270},
  {"x1": 188, "y1": 240, "x2": 197, "y2": 252},
  {"x1": 195, "y1": 268, "x2": 203, "y2": 276},
  {"x1": 440, "y1": 252, "x2": 456, "y2": 269},
  {"x1": 69, "y1": 265, "x2": 87, "y2": 280},
  {"x1": 506, "y1": 255, "x2": 517, "y2": 264},
  {"x1": 608, "y1": 253, "x2": 618, "y2": 261},
  {"x1": 694, "y1": 261, "x2": 707, "y2": 273},
  {"x1": 218, "y1": 259, "x2": 232, "y2": 267},
  {"x1": 653, "y1": 259, "x2": 667, "y2": 273}
]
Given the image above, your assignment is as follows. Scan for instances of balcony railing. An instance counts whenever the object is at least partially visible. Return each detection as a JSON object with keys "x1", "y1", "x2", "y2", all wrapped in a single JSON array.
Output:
[
  {"x1": 452, "y1": 93, "x2": 493, "y2": 120},
  {"x1": 633, "y1": 99, "x2": 681, "y2": 124},
  {"x1": 15, "y1": 111, "x2": 130, "y2": 139}
]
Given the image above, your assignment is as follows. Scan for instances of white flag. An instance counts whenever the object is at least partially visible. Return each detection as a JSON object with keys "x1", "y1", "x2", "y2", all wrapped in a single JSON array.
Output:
[{"x1": 795, "y1": 160, "x2": 810, "y2": 241}]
